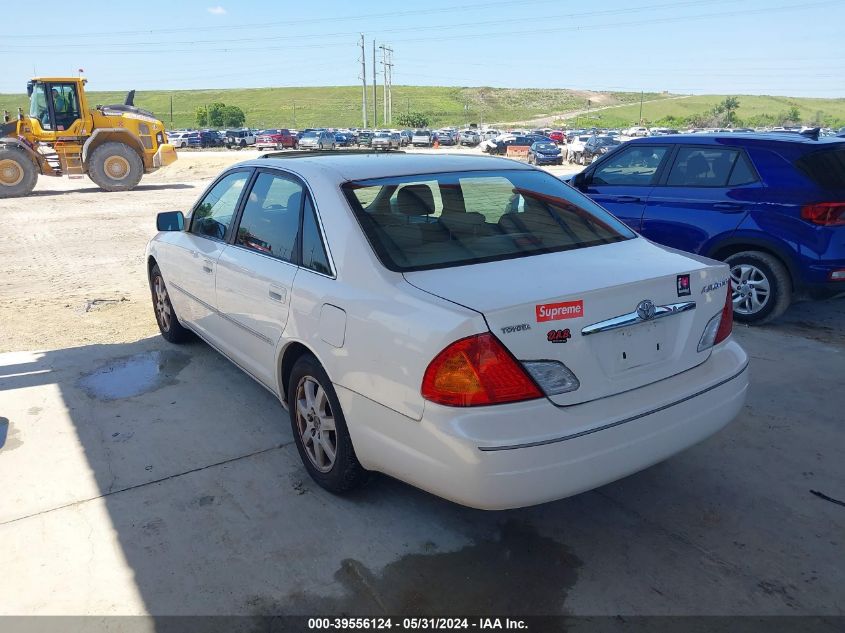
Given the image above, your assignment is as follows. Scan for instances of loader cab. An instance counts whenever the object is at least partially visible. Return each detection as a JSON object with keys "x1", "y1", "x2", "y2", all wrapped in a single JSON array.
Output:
[{"x1": 27, "y1": 80, "x2": 83, "y2": 133}]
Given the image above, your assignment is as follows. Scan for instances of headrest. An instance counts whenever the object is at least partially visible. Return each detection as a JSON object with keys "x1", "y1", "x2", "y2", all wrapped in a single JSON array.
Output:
[{"x1": 396, "y1": 185, "x2": 435, "y2": 216}]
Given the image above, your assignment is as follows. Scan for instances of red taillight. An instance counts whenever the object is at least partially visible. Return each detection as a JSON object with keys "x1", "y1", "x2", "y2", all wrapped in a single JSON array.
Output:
[
  {"x1": 421, "y1": 333, "x2": 542, "y2": 407},
  {"x1": 801, "y1": 202, "x2": 845, "y2": 226},
  {"x1": 714, "y1": 280, "x2": 733, "y2": 345}
]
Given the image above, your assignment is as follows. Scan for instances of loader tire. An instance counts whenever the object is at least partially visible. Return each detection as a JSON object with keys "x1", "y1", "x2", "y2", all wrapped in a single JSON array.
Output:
[
  {"x1": 88, "y1": 142, "x2": 144, "y2": 192},
  {"x1": 0, "y1": 148, "x2": 38, "y2": 199}
]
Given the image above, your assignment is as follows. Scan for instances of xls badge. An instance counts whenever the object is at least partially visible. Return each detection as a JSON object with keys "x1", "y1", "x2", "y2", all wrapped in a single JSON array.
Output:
[
  {"x1": 547, "y1": 328, "x2": 572, "y2": 344},
  {"x1": 702, "y1": 278, "x2": 729, "y2": 294}
]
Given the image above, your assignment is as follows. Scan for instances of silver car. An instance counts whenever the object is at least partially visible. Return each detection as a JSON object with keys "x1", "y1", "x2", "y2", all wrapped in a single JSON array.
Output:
[
  {"x1": 371, "y1": 131, "x2": 400, "y2": 150},
  {"x1": 299, "y1": 131, "x2": 336, "y2": 150}
]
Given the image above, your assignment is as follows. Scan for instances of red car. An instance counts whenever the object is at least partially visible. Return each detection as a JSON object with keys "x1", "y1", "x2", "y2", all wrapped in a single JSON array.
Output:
[
  {"x1": 255, "y1": 129, "x2": 297, "y2": 150},
  {"x1": 548, "y1": 130, "x2": 565, "y2": 143}
]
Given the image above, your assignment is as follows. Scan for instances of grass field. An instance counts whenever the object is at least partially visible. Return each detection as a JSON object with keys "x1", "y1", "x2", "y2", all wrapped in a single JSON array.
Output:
[
  {"x1": 2, "y1": 85, "x2": 843, "y2": 129},
  {"x1": 0, "y1": 86, "x2": 662, "y2": 129},
  {"x1": 581, "y1": 94, "x2": 845, "y2": 129}
]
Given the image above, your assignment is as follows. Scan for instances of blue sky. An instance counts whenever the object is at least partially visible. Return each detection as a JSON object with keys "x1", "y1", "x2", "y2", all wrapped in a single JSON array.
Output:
[{"x1": 2, "y1": 0, "x2": 843, "y2": 96}]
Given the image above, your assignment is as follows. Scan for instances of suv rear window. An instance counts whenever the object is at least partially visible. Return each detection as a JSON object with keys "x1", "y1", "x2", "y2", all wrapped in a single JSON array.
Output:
[
  {"x1": 342, "y1": 169, "x2": 635, "y2": 272},
  {"x1": 795, "y1": 148, "x2": 845, "y2": 189}
]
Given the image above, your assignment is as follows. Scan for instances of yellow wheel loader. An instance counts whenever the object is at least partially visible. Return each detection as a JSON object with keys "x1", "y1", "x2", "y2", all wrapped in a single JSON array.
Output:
[{"x1": 0, "y1": 77, "x2": 176, "y2": 198}]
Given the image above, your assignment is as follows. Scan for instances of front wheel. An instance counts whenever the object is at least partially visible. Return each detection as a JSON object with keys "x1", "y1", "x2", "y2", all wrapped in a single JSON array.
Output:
[
  {"x1": 725, "y1": 251, "x2": 792, "y2": 324},
  {"x1": 150, "y1": 264, "x2": 191, "y2": 343},
  {"x1": 0, "y1": 148, "x2": 38, "y2": 199},
  {"x1": 288, "y1": 354, "x2": 368, "y2": 493},
  {"x1": 87, "y1": 142, "x2": 144, "y2": 192}
]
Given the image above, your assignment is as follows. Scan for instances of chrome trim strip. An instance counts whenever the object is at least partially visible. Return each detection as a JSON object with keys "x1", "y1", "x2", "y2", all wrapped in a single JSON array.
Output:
[
  {"x1": 478, "y1": 362, "x2": 748, "y2": 452},
  {"x1": 581, "y1": 301, "x2": 696, "y2": 336},
  {"x1": 171, "y1": 282, "x2": 274, "y2": 346}
]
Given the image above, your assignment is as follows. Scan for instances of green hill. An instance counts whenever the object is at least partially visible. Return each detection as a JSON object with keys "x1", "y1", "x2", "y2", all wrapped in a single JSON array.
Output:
[
  {"x1": 1, "y1": 85, "x2": 843, "y2": 129},
  {"x1": 581, "y1": 95, "x2": 845, "y2": 129},
  {"x1": 0, "y1": 85, "x2": 662, "y2": 129}
]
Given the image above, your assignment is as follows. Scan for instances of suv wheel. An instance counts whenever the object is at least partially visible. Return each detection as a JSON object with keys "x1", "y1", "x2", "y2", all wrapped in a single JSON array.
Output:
[{"x1": 725, "y1": 251, "x2": 792, "y2": 324}]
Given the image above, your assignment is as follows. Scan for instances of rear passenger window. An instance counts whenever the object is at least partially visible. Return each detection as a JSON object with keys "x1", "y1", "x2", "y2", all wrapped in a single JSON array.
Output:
[
  {"x1": 667, "y1": 147, "x2": 740, "y2": 187},
  {"x1": 728, "y1": 152, "x2": 758, "y2": 186},
  {"x1": 301, "y1": 197, "x2": 331, "y2": 275},
  {"x1": 235, "y1": 172, "x2": 303, "y2": 262}
]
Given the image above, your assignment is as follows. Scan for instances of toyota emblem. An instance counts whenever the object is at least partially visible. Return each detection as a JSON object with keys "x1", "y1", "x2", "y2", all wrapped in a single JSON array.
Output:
[{"x1": 636, "y1": 299, "x2": 656, "y2": 321}]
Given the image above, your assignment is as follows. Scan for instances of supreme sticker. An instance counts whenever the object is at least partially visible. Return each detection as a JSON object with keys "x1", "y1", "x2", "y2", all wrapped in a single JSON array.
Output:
[{"x1": 535, "y1": 300, "x2": 584, "y2": 322}]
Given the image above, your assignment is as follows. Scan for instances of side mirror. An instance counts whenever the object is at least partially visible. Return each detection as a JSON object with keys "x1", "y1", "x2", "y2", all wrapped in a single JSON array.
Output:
[
  {"x1": 573, "y1": 171, "x2": 591, "y2": 190},
  {"x1": 156, "y1": 211, "x2": 185, "y2": 232}
]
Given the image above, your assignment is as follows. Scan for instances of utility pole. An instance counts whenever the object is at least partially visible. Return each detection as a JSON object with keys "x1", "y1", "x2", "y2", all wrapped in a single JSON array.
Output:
[
  {"x1": 372, "y1": 40, "x2": 377, "y2": 129},
  {"x1": 360, "y1": 34, "x2": 368, "y2": 129},
  {"x1": 378, "y1": 44, "x2": 394, "y2": 125},
  {"x1": 170, "y1": 95, "x2": 173, "y2": 126},
  {"x1": 639, "y1": 90, "x2": 644, "y2": 124},
  {"x1": 386, "y1": 47, "x2": 394, "y2": 124},
  {"x1": 293, "y1": 101, "x2": 297, "y2": 128}
]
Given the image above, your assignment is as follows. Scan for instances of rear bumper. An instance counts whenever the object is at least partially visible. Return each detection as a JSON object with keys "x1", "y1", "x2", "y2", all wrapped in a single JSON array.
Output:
[
  {"x1": 337, "y1": 340, "x2": 748, "y2": 510},
  {"x1": 803, "y1": 262, "x2": 845, "y2": 299}
]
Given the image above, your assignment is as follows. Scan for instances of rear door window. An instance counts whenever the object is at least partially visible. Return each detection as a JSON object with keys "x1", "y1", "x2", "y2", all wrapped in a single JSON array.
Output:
[
  {"x1": 592, "y1": 145, "x2": 669, "y2": 185},
  {"x1": 666, "y1": 147, "x2": 742, "y2": 187},
  {"x1": 235, "y1": 172, "x2": 303, "y2": 262}
]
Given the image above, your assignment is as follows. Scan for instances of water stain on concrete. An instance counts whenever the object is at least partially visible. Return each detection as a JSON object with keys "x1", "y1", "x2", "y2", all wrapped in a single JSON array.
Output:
[
  {"x1": 77, "y1": 350, "x2": 190, "y2": 401},
  {"x1": 249, "y1": 521, "x2": 581, "y2": 616}
]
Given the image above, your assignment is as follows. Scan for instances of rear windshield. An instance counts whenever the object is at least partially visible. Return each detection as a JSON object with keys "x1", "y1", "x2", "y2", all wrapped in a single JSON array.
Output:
[
  {"x1": 342, "y1": 169, "x2": 636, "y2": 272},
  {"x1": 795, "y1": 148, "x2": 845, "y2": 189},
  {"x1": 414, "y1": 130, "x2": 430, "y2": 136}
]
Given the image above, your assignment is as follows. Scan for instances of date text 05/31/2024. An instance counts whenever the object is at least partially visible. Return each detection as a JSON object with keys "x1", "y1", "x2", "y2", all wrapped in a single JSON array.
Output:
[{"x1": 308, "y1": 617, "x2": 528, "y2": 630}]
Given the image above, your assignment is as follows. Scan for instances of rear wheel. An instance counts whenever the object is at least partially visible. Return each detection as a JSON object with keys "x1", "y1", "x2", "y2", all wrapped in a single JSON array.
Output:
[
  {"x1": 0, "y1": 148, "x2": 38, "y2": 199},
  {"x1": 87, "y1": 142, "x2": 143, "y2": 192},
  {"x1": 149, "y1": 264, "x2": 191, "y2": 343},
  {"x1": 725, "y1": 251, "x2": 792, "y2": 324},
  {"x1": 288, "y1": 354, "x2": 368, "y2": 493}
]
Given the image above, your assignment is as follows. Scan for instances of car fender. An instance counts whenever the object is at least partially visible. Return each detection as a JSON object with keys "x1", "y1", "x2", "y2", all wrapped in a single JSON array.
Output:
[{"x1": 705, "y1": 232, "x2": 802, "y2": 286}]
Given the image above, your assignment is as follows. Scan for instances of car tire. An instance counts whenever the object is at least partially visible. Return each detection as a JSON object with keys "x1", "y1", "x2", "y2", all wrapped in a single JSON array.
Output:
[
  {"x1": 725, "y1": 250, "x2": 792, "y2": 324},
  {"x1": 287, "y1": 353, "x2": 368, "y2": 494},
  {"x1": 87, "y1": 142, "x2": 144, "y2": 192},
  {"x1": 0, "y1": 148, "x2": 38, "y2": 199},
  {"x1": 149, "y1": 264, "x2": 191, "y2": 344}
]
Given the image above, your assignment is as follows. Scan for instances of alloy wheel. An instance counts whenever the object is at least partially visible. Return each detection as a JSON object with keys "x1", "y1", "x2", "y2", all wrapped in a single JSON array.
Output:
[
  {"x1": 153, "y1": 275, "x2": 172, "y2": 331},
  {"x1": 295, "y1": 376, "x2": 337, "y2": 473},
  {"x1": 731, "y1": 263, "x2": 771, "y2": 315}
]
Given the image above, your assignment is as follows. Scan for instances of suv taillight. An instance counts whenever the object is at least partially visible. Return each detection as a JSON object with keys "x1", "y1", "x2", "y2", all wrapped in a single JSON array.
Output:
[
  {"x1": 801, "y1": 202, "x2": 845, "y2": 226},
  {"x1": 421, "y1": 333, "x2": 542, "y2": 407}
]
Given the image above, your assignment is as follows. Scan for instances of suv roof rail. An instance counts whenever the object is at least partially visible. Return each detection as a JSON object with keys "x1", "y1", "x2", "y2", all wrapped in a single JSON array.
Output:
[{"x1": 259, "y1": 149, "x2": 406, "y2": 159}]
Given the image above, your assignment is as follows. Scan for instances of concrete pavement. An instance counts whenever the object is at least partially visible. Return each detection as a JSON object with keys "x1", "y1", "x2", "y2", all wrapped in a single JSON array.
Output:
[{"x1": 1, "y1": 299, "x2": 843, "y2": 617}]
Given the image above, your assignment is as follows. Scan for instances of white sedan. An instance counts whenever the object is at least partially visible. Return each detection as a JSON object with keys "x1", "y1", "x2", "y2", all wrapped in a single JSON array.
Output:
[{"x1": 146, "y1": 153, "x2": 748, "y2": 510}]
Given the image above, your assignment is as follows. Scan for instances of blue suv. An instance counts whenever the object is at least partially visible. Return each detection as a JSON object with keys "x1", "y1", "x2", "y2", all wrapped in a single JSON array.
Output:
[{"x1": 569, "y1": 133, "x2": 845, "y2": 323}]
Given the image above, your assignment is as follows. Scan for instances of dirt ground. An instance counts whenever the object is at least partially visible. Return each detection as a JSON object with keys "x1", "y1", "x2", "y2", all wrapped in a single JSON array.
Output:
[{"x1": 1, "y1": 147, "x2": 571, "y2": 353}]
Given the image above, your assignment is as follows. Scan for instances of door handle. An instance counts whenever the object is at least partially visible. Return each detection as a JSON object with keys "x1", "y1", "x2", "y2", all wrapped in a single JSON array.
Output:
[
  {"x1": 612, "y1": 195, "x2": 641, "y2": 203},
  {"x1": 714, "y1": 202, "x2": 745, "y2": 212},
  {"x1": 201, "y1": 259, "x2": 214, "y2": 274},
  {"x1": 269, "y1": 285, "x2": 287, "y2": 302}
]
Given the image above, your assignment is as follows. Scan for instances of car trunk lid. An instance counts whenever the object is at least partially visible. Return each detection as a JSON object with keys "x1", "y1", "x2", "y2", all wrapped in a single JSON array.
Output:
[{"x1": 404, "y1": 238, "x2": 730, "y2": 406}]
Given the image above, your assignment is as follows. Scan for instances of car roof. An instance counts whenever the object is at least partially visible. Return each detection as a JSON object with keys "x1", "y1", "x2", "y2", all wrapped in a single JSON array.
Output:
[
  {"x1": 237, "y1": 152, "x2": 533, "y2": 182},
  {"x1": 626, "y1": 132, "x2": 845, "y2": 146}
]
